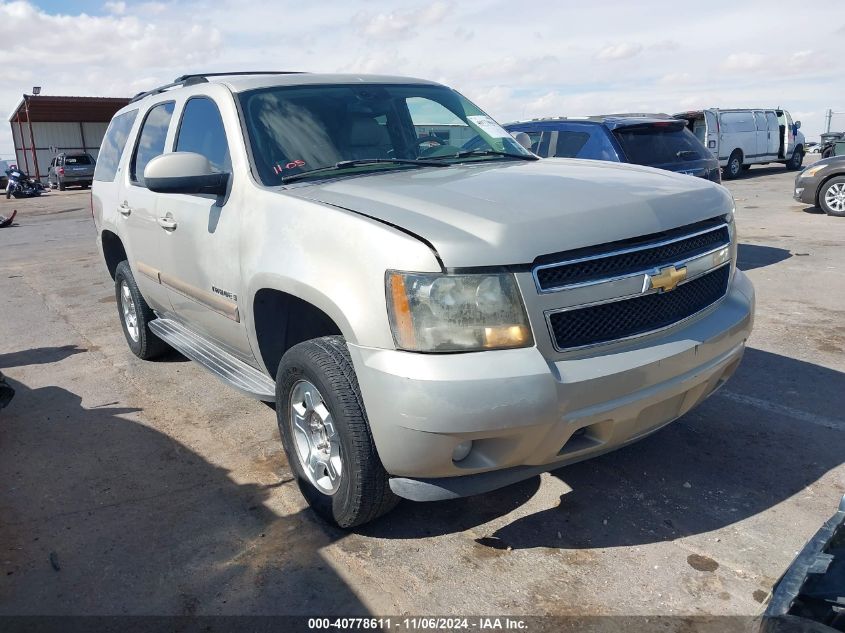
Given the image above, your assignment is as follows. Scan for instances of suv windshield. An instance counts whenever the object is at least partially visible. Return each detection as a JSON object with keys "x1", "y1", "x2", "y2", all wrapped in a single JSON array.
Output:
[
  {"x1": 612, "y1": 124, "x2": 707, "y2": 166},
  {"x1": 239, "y1": 83, "x2": 533, "y2": 185}
]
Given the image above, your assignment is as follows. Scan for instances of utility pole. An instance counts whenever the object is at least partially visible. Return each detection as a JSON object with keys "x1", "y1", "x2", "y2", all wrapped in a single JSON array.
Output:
[{"x1": 827, "y1": 109, "x2": 833, "y2": 134}]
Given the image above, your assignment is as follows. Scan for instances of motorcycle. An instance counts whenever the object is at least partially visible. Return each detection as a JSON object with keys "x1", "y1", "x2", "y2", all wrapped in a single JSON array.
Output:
[{"x1": 5, "y1": 167, "x2": 44, "y2": 199}]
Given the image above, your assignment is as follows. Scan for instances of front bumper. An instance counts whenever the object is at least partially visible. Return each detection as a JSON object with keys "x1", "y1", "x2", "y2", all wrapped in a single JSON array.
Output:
[
  {"x1": 349, "y1": 269, "x2": 754, "y2": 501},
  {"x1": 794, "y1": 176, "x2": 819, "y2": 205}
]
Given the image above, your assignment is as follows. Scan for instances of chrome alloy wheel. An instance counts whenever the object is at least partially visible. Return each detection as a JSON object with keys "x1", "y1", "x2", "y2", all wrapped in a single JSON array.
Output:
[
  {"x1": 824, "y1": 182, "x2": 845, "y2": 214},
  {"x1": 120, "y1": 280, "x2": 140, "y2": 342},
  {"x1": 289, "y1": 379, "x2": 342, "y2": 495}
]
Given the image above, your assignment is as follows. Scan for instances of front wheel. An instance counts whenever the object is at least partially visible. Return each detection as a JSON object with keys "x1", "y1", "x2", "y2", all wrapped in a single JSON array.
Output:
[
  {"x1": 276, "y1": 336, "x2": 398, "y2": 528},
  {"x1": 786, "y1": 149, "x2": 804, "y2": 170},
  {"x1": 723, "y1": 151, "x2": 743, "y2": 179},
  {"x1": 819, "y1": 176, "x2": 845, "y2": 217}
]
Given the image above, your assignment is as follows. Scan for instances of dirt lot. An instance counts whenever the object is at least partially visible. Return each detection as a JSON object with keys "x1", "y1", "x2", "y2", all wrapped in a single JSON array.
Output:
[{"x1": 0, "y1": 162, "x2": 843, "y2": 618}]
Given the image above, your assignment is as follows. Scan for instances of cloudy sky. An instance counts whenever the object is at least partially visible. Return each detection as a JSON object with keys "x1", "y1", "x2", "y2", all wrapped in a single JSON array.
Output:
[{"x1": 2, "y1": 0, "x2": 843, "y2": 159}]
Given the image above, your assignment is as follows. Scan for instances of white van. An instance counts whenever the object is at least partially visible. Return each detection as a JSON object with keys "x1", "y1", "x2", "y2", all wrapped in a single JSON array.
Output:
[{"x1": 675, "y1": 109, "x2": 805, "y2": 179}]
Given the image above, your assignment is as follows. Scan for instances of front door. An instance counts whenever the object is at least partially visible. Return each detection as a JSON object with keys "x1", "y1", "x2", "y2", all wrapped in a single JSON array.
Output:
[
  {"x1": 154, "y1": 95, "x2": 252, "y2": 360},
  {"x1": 119, "y1": 100, "x2": 176, "y2": 314},
  {"x1": 766, "y1": 111, "x2": 780, "y2": 157}
]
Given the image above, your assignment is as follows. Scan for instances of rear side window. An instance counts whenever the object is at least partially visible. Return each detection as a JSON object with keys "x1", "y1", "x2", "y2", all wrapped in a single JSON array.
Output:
[
  {"x1": 94, "y1": 109, "x2": 138, "y2": 182},
  {"x1": 131, "y1": 101, "x2": 175, "y2": 185},
  {"x1": 508, "y1": 125, "x2": 619, "y2": 161},
  {"x1": 720, "y1": 112, "x2": 755, "y2": 133},
  {"x1": 65, "y1": 155, "x2": 93, "y2": 165},
  {"x1": 613, "y1": 126, "x2": 707, "y2": 166},
  {"x1": 175, "y1": 97, "x2": 231, "y2": 172}
]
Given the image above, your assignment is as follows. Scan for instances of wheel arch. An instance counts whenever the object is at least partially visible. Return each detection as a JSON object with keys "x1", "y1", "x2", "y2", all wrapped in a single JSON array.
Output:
[
  {"x1": 101, "y1": 230, "x2": 127, "y2": 279},
  {"x1": 816, "y1": 172, "x2": 845, "y2": 208},
  {"x1": 250, "y1": 281, "x2": 350, "y2": 377}
]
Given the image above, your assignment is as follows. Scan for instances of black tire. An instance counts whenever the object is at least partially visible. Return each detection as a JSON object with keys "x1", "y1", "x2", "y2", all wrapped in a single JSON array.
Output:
[
  {"x1": 58, "y1": 180, "x2": 66, "y2": 191},
  {"x1": 723, "y1": 151, "x2": 743, "y2": 180},
  {"x1": 819, "y1": 176, "x2": 845, "y2": 217},
  {"x1": 786, "y1": 148, "x2": 804, "y2": 170},
  {"x1": 4, "y1": 189, "x2": 9, "y2": 200},
  {"x1": 276, "y1": 336, "x2": 398, "y2": 528},
  {"x1": 114, "y1": 261, "x2": 169, "y2": 359},
  {"x1": 822, "y1": 147, "x2": 833, "y2": 159}
]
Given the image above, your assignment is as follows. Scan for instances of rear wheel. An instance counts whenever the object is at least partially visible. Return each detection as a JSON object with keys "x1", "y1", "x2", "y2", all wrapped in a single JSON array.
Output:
[
  {"x1": 723, "y1": 151, "x2": 743, "y2": 179},
  {"x1": 58, "y1": 180, "x2": 66, "y2": 191},
  {"x1": 276, "y1": 336, "x2": 398, "y2": 528},
  {"x1": 822, "y1": 147, "x2": 834, "y2": 159},
  {"x1": 786, "y1": 148, "x2": 804, "y2": 170},
  {"x1": 819, "y1": 176, "x2": 845, "y2": 217},
  {"x1": 114, "y1": 261, "x2": 169, "y2": 359}
]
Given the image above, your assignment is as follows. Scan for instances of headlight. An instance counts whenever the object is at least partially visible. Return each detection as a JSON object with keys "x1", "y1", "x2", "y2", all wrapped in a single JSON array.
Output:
[
  {"x1": 800, "y1": 165, "x2": 826, "y2": 178},
  {"x1": 386, "y1": 271, "x2": 533, "y2": 352}
]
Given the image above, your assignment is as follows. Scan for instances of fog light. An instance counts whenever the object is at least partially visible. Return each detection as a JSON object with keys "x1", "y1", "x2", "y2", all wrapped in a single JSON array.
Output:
[{"x1": 452, "y1": 440, "x2": 473, "y2": 462}]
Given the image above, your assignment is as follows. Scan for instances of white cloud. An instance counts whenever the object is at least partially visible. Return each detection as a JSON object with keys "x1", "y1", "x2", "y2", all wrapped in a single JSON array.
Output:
[
  {"x1": 595, "y1": 42, "x2": 643, "y2": 61},
  {"x1": 1, "y1": 0, "x2": 844, "y2": 159},
  {"x1": 103, "y1": 1, "x2": 126, "y2": 14},
  {"x1": 357, "y1": 1, "x2": 452, "y2": 40}
]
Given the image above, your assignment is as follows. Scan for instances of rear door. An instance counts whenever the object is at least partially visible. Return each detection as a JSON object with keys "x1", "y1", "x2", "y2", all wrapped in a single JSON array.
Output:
[
  {"x1": 64, "y1": 154, "x2": 95, "y2": 180},
  {"x1": 117, "y1": 100, "x2": 177, "y2": 313},
  {"x1": 704, "y1": 110, "x2": 719, "y2": 157},
  {"x1": 754, "y1": 111, "x2": 769, "y2": 159},
  {"x1": 154, "y1": 93, "x2": 252, "y2": 359}
]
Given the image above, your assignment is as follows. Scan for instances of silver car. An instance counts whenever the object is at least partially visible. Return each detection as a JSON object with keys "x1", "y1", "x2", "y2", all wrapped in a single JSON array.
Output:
[
  {"x1": 48, "y1": 152, "x2": 96, "y2": 190},
  {"x1": 93, "y1": 72, "x2": 754, "y2": 527}
]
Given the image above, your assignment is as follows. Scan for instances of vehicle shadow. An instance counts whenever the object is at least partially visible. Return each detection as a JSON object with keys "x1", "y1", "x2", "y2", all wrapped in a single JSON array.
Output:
[
  {"x1": 368, "y1": 348, "x2": 844, "y2": 549},
  {"x1": 735, "y1": 165, "x2": 798, "y2": 179},
  {"x1": 0, "y1": 375, "x2": 366, "y2": 615},
  {"x1": 0, "y1": 345, "x2": 85, "y2": 368},
  {"x1": 737, "y1": 243, "x2": 792, "y2": 271}
]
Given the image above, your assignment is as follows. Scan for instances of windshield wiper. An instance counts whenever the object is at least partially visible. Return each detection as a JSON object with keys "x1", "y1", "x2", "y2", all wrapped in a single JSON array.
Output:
[
  {"x1": 447, "y1": 149, "x2": 539, "y2": 161},
  {"x1": 676, "y1": 150, "x2": 699, "y2": 160},
  {"x1": 281, "y1": 158, "x2": 449, "y2": 184}
]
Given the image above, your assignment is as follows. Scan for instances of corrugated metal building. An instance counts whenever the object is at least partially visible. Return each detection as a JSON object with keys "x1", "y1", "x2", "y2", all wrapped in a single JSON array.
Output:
[{"x1": 9, "y1": 94, "x2": 130, "y2": 181}]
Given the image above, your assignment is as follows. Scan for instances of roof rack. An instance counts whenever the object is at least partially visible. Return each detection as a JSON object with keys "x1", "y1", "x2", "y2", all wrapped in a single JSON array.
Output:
[{"x1": 129, "y1": 71, "x2": 307, "y2": 103}]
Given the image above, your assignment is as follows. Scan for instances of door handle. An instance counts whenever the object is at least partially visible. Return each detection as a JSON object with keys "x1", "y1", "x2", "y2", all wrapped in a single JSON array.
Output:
[
  {"x1": 157, "y1": 215, "x2": 177, "y2": 231},
  {"x1": 118, "y1": 202, "x2": 132, "y2": 217}
]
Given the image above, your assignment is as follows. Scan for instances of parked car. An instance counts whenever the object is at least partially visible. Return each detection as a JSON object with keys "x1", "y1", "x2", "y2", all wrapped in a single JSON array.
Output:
[
  {"x1": 674, "y1": 108, "x2": 805, "y2": 179},
  {"x1": 820, "y1": 132, "x2": 845, "y2": 159},
  {"x1": 467, "y1": 116, "x2": 721, "y2": 182},
  {"x1": 794, "y1": 155, "x2": 845, "y2": 216},
  {"x1": 0, "y1": 159, "x2": 10, "y2": 189},
  {"x1": 48, "y1": 152, "x2": 96, "y2": 190},
  {"x1": 762, "y1": 494, "x2": 845, "y2": 633},
  {"x1": 93, "y1": 72, "x2": 754, "y2": 527}
]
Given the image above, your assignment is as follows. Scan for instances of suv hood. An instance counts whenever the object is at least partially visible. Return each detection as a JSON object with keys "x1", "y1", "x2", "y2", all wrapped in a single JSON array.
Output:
[{"x1": 284, "y1": 159, "x2": 733, "y2": 268}]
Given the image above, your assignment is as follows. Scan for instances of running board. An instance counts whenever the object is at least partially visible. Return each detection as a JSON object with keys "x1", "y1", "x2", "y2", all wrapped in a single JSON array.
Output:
[{"x1": 149, "y1": 318, "x2": 276, "y2": 401}]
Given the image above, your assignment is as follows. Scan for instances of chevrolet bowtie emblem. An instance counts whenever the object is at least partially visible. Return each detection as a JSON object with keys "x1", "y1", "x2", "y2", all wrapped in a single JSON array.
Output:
[{"x1": 647, "y1": 265, "x2": 687, "y2": 293}]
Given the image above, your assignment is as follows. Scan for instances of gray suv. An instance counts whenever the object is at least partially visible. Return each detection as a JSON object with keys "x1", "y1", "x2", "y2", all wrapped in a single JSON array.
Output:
[
  {"x1": 48, "y1": 152, "x2": 95, "y2": 190},
  {"x1": 92, "y1": 72, "x2": 754, "y2": 527}
]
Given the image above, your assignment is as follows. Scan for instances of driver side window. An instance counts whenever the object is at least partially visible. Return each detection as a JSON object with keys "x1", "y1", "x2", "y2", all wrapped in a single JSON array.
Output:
[{"x1": 174, "y1": 97, "x2": 231, "y2": 173}]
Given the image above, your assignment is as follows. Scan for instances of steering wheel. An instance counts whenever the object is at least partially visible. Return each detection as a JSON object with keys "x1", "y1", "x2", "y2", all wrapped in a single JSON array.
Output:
[
  {"x1": 417, "y1": 135, "x2": 449, "y2": 157},
  {"x1": 417, "y1": 135, "x2": 446, "y2": 149}
]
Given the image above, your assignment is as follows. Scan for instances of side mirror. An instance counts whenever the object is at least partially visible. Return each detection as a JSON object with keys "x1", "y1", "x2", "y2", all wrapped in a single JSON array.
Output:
[
  {"x1": 795, "y1": 121, "x2": 802, "y2": 129},
  {"x1": 144, "y1": 152, "x2": 229, "y2": 196}
]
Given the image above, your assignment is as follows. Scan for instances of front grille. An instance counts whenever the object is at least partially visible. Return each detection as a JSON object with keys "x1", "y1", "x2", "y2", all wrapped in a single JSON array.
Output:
[
  {"x1": 548, "y1": 265, "x2": 730, "y2": 350},
  {"x1": 535, "y1": 224, "x2": 730, "y2": 291}
]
